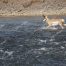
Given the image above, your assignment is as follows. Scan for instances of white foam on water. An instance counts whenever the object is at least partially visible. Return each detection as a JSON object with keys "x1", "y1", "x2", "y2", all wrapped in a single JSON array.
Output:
[
  {"x1": 38, "y1": 47, "x2": 47, "y2": 51},
  {"x1": 5, "y1": 51, "x2": 14, "y2": 56},
  {"x1": 63, "y1": 41, "x2": 66, "y2": 43},
  {"x1": 1, "y1": 40, "x2": 7, "y2": 44},
  {"x1": 0, "y1": 24, "x2": 5, "y2": 27},
  {"x1": 15, "y1": 21, "x2": 29, "y2": 30},
  {"x1": 21, "y1": 21, "x2": 28, "y2": 25},
  {"x1": 39, "y1": 39, "x2": 47, "y2": 43},
  {"x1": 51, "y1": 30, "x2": 63, "y2": 40},
  {"x1": 40, "y1": 26, "x2": 58, "y2": 30},
  {"x1": 54, "y1": 42, "x2": 60, "y2": 45},
  {"x1": 33, "y1": 50, "x2": 42, "y2": 54},
  {"x1": 19, "y1": 45, "x2": 23, "y2": 47},
  {"x1": 51, "y1": 27, "x2": 58, "y2": 30},
  {"x1": 0, "y1": 24, "x2": 5, "y2": 29},
  {"x1": 15, "y1": 25, "x2": 22, "y2": 30},
  {"x1": 49, "y1": 38, "x2": 55, "y2": 42},
  {"x1": 60, "y1": 46, "x2": 65, "y2": 49},
  {"x1": 48, "y1": 27, "x2": 58, "y2": 30},
  {"x1": 0, "y1": 49, "x2": 3, "y2": 52},
  {"x1": 40, "y1": 26, "x2": 46, "y2": 29},
  {"x1": 46, "y1": 52, "x2": 50, "y2": 54},
  {"x1": 40, "y1": 48, "x2": 46, "y2": 50}
]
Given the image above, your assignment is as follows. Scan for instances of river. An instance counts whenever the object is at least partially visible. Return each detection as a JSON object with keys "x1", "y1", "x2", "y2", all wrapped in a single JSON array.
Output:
[{"x1": 0, "y1": 16, "x2": 66, "y2": 66}]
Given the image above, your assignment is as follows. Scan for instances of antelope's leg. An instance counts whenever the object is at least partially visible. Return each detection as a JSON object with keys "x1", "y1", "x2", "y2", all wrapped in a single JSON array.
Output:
[
  {"x1": 59, "y1": 24, "x2": 64, "y2": 29},
  {"x1": 46, "y1": 26, "x2": 51, "y2": 29}
]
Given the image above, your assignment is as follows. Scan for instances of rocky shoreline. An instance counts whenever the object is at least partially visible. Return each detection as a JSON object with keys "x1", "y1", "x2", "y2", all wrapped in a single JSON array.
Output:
[{"x1": 0, "y1": 0, "x2": 66, "y2": 16}]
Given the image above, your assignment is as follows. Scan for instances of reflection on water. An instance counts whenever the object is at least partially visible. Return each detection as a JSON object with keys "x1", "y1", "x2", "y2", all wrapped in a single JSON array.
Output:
[{"x1": 0, "y1": 16, "x2": 66, "y2": 66}]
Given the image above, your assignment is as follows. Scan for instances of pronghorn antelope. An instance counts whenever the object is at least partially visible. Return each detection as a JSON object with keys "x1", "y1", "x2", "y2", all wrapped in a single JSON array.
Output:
[{"x1": 43, "y1": 15, "x2": 65, "y2": 29}]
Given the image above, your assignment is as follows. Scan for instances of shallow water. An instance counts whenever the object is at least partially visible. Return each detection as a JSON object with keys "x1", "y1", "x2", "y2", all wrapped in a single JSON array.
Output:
[{"x1": 0, "y1": 16, "x2": 66, "y2": 66}]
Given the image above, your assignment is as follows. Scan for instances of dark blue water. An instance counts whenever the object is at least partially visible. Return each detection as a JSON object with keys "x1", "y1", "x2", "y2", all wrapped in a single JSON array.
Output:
[{"x1": 0, "y1": 16, "x2": 66, "y2": 66}]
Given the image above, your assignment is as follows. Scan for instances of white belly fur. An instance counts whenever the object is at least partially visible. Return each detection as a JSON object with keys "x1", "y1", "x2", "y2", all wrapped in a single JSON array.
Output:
[{"x1": 52, "y1": 21, "x2": 59, "y2": 26}]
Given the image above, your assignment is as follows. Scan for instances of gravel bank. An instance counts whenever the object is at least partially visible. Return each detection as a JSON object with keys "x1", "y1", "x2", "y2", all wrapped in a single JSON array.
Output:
[{"x1": 0, "y1": 0, "x2": 66, "y2": 16}]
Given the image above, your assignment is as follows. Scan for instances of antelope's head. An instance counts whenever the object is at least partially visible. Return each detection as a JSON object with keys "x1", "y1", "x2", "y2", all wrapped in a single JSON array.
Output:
[{"x1": 42, "y1": 15, "x2": 47, "y2": 21}]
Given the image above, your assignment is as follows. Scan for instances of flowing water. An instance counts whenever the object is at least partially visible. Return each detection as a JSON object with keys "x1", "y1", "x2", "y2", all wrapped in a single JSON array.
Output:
[{"x1": 0, "y1": 16, "x2": 66, "y2": 66}]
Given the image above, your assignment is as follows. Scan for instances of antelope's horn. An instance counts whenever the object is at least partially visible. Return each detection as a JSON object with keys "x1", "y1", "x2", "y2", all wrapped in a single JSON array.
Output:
[{"x1": 42, "y1": 15, "x2": 45, "y2": 18}]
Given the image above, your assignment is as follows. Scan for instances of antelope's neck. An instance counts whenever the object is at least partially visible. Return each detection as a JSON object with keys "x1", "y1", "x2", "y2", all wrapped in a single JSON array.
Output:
[{"x1": 46, "y1": 17, "x2": 49, "y2": 22}]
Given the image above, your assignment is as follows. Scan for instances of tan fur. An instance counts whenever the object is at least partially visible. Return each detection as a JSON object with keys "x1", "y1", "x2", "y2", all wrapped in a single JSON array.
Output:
[{"x1": 43, "y1": 16, "x2": 65, "y2": 29}]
